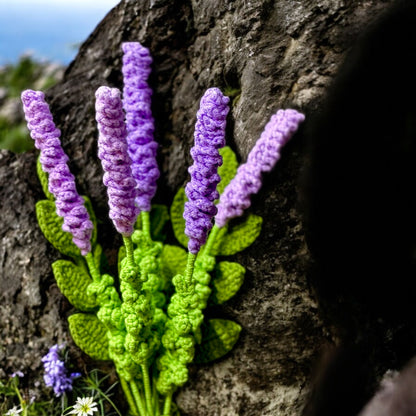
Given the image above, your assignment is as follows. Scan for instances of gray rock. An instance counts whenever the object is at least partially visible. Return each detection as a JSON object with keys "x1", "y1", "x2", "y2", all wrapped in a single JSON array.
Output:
[{"x1": 0, "y1": 0, "x2": 395, "y2": 414}]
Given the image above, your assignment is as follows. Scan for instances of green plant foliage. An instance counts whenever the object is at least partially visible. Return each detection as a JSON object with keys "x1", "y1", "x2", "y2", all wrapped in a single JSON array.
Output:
[
  {"x1": 0, "y1": 117, "x2": 33, "y2": 153},
  {"x1": 35, "y1": 196, "x2": 97, "y2": 258},
  {"x1": 83, "y1": 195, "x2": 98, "y2": 247},
  {"x1": 36, "y1": 156, "x2": 54, "y2": 200},
  {"x1": 194, "y1": 319, "x2": 242, "y2": 364},
  {"x1": 210, "y1": 214, "x2": 263, "y2": 256},
  {"x1": 36, "y1": 199, "x2": 82, "y2": 258},
  {"x1": 0, "y1": 56, "x2": 61, "y2": 97},
  {"x1": 160, "y1": 244, "x2": 188, "y2": 282},
  {"x1": 117, "y1": 245, "x2": 126, "y2": 276},
  {"x1": 211, "y1": 261, "x2": 245, "y2": 304},
  {"x1": 52, "y1": 260, "x2": 98, "y2": 311},
  {"x1": 170, "y1": 187, "x2": 189, "y2": 248},
  {"x1": 68, "y1": 313, "x2": 110, "y2": 361},
  {"x1": 136, "y1": 204, "x2": 170, "y2": 241},
  {"x1": 217, "y1": 146, "x2": 238, "y2": 196},
  {"x1": 93, "y1": 243, "x2": 104, "y2": 273}
]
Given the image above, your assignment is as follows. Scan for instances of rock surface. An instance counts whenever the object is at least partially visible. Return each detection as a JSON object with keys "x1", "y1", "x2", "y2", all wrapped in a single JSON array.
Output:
[{"x1": 0, "y1": 1, "x2": 397, "y2": 415}]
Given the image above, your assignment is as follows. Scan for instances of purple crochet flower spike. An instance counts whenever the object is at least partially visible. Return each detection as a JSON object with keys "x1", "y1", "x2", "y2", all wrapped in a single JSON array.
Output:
[
  {"x1": 95, "y1": 86, "x2": 140, "y2": 236},
  {"x1": 215, "y1": 109, "x2": 305, "y2": 228},
  {"x1": 184, "y1": 88, "x2": 230, "y2": 254},
  {"x1": 122, "y1": 42, "x2": 160, "y2": 212},
  {"x1": 21, "y1": 90, "x2": 93, "y2": 256}
]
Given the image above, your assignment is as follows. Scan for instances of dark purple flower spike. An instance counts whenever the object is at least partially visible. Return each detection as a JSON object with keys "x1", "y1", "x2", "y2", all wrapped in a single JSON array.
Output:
[
  {"x1": 122, "y1": 42, "x2": 159, "y2": 213},
  {"x1": 184, "y1": 87, "x2": 230, "y2": 254}
]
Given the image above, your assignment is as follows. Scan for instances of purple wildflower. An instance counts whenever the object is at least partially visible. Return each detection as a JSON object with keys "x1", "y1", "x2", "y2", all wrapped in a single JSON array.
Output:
[
  {"x1": 41, "y1": 344, "x2": 80, "y2": 397},
  {"x1": 184, "y1": 88, "x2": 230, "y2": 254},
  {"x1": 95, "y1": 86, "x2": 140, "y2": 236},
  {"x1": 215, "y1": 109, "x2": 305, "y2": 228},
  {"x1": 122, "y1": 42, "x2": 160, "y2": 212},
  {"x1": 21, "y1": 90, "x2": 93, "y2": 255}
]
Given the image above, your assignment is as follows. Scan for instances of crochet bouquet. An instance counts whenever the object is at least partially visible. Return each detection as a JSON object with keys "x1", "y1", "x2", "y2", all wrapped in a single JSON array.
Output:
[{"x1": 21, "y1": 42, "x2": 304, "y2": 416}]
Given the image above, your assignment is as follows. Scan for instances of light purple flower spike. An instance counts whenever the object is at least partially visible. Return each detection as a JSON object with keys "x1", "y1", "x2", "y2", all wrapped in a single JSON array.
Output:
[
  {"x1": 21, "y1": 90, "x2": 93, "y2": 255},
  {"x1": 215, "y1": 109, "x2": 305, "y2": 228},
  {"x1": 95, "y1": 86, "x2": 140, "y2": 236},
  {"x1": 184, "y1": 88, "x2": 230, "y2": 254},
  {"x1": 122, "y1": 42, "x2": 159, "y2": 212}
]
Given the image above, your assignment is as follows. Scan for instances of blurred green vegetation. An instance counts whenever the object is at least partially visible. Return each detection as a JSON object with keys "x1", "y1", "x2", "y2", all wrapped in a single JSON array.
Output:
[{"x1": 0, "y1": 56, "x2": 64, "y2": 153}]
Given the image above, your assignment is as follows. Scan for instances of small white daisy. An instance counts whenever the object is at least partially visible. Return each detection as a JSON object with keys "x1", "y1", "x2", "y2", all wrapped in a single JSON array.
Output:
[
  {"x1": 5, "y1": 406, "x2": 23, "y2": 416},
  {"x1": 68, "y1": 397, "x2": 98, "y2": 416}
]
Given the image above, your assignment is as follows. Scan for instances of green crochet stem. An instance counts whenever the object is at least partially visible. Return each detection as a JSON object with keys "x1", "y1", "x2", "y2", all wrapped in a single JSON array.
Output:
[
  {"x1": 120, "y1": 377, "x2": 139, "y2": 416},
  {"x1": 85, "y1": 252, "x2": 100, "y2": 281},
  {"x1": 141, "y1": 363, "x2": 153, "y2": 416},
  {"x1": 184, "y1": 252, "x2": 197, "y2": 288},
  {"x1": 152, "y1": 375, "x2": 160, "y2": 416},
  {"x1": 123, "y1": 235, "x2": 136, "y2": 268},
  {"x1": 141, "y1": 211, "x2": 151, "y2": 239},
  {"x1": 163, "y1": 392, "x2": 173, "y2": 416},
  {"x1": 203, "y1": 224, "x2": 221, "y2": 256},
  {"x1": 131, "y1": 380, "x2": 147, "y2": 416}
]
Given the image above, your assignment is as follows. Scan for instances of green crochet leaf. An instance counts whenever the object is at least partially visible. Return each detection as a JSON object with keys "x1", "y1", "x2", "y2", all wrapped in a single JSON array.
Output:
[
  {"x1": 135, "y1": 205, "x2": 170, "y2": 241},
  {"x1": 217, "y1": 146, "x2": 238, "y2": 196},
  {"x1": 68, "y1": 313, "x2": 110, "y2": 361},
  {"x1": 211, "y1": 261, "x2": 245, "y2": 304},
  {"x1": 211, "y1": 214, "x2": 263, "y2": 256},
  {"x1": 195, "y1": 319, "x2": 242, "y2": 364},
  {"x1": 118, "y1": 245, "x2": 126, "y2": 276},
  {"x1": 93, "y1": 243, "x2": 103, "y2": 273},
  {"x1": 160, "y1": 244, "x2": 188, "y2": 282},
  {"x1": 151, "y1": 204, "x2": 170, "y2": 241},
  {"x1": 170, "y1": 187, "x2": 189, "y2": 248},
  {"x1": 83, "y1": 195, "x2": 97, "y2": 247},
  {"x1": 36, "y1": 200, "x2": 81, "y2": 258},
  {"x1": 52, "y1": 260, "x2": 97, "y2": 311},
  {"x1": 36, "y1": 156, "x2": 54, "y2": 200}
]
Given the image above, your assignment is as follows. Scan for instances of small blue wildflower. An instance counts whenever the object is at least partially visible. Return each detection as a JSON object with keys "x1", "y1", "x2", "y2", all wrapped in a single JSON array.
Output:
[
  {"x1": 10, "y1": 371, "x2": 24, "y2": 378},
  {"x1": 41, "y1": 344, "x2": 81, "y2": 397}
]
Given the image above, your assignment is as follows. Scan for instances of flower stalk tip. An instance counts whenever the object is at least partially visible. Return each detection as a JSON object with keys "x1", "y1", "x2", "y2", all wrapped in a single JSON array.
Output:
[
  {"x1": 95, "y1": 86, "x2": 140, "y2": 237},
  {"x1": 21, "y1": 89, "x2": 93, "y2": 255},
  {"x1": 215, "y1": 108, "x2": 305, "y2": 228},
  {"x1": 184, "y1": 87, "x2": 230, "y2": 254},
  {"x1": 122, "y1": 41, "x2": 160, "y2": 213}
]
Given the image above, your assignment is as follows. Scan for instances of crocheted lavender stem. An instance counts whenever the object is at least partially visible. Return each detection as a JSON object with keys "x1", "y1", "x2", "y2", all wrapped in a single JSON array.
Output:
[
  {"x1": 21, "y1": 89, "x2": 93, "y2": 255},
  {"x1": 95, "y1": 86, "x2": 140, "y2": 236},
  {"x1": 215, "y1": 109, "x2": 305, "y2": 228},
  {"x1": 184, "y1": 88, "x2": 230, "y2": 254},
  {"x1": 122, "y1": 42, "x2": 159, "y2": 212}
]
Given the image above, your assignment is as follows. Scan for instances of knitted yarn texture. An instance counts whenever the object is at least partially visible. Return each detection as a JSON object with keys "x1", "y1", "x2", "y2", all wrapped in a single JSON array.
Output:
[
  {"x1": 215, "y1": 109, "x2": 305, "y2": 228},
  {"x1": 95, "y1": 86, "x2": 140, "y2": 237},
  {"x1": 122, "y1": 42, "x2": 159, "y2": 212},
  {"x1": 21, "y1": 89, "x2": 93, "y2": 255},
  {"x1": 184, "y1": 87, "x2": 230, "y2": 254}
]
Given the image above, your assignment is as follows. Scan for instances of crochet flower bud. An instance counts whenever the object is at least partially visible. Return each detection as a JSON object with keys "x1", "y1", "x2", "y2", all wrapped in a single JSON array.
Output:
[
  {"x1": 122, "y1": 42, "x2": 160, "y2": 212},
  {"x1": 95, "y1": 86, "x2": 140, "y2": 236},
  {"x1": 21, "y1": 89, "x2": 93, "y2": 255},
  {"x1": 184, "y1": 88, "x2": 230, "y2": 254},
  {"x1": 215, "y1": 109, "x2": 305, "y2": 228}
]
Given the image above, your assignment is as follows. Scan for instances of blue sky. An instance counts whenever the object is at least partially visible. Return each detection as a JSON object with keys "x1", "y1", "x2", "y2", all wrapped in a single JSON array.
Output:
[{"x1": 0, "y1": 0, "x2": 121, "y2": 65}]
